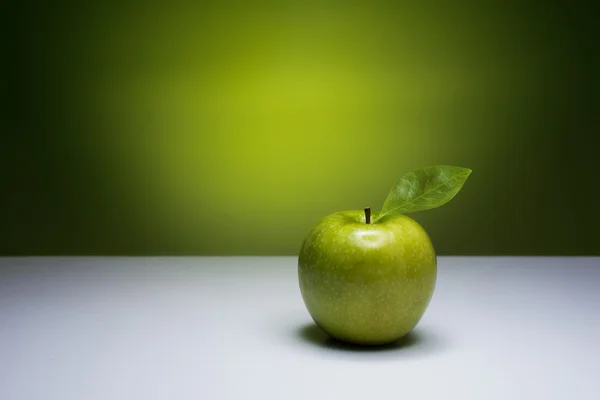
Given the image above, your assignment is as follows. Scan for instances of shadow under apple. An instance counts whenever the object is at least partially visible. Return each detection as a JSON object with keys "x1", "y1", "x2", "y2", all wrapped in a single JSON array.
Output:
[{"x1": 296, "y1": 323, "x2": 437, "y2": 353}]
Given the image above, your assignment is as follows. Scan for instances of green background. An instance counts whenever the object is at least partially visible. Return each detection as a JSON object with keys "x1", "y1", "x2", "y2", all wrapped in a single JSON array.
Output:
[{"x1": 2, "y1": 1, "x2": 598, "y2": 255}]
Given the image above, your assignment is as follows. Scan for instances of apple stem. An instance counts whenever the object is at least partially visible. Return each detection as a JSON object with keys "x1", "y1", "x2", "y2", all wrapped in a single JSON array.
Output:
[{"x1": 364, "y1": 207, "x2": 371, "y2": 224}]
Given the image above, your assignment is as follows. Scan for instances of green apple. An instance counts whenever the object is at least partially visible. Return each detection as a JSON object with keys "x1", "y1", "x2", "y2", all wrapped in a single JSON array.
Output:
[{"x1": 298, "y1": 165, "x2": 471, "y2": 346}]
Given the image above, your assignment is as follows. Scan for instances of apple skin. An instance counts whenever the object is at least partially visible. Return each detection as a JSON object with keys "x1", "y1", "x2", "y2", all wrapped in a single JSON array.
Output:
[{"x1": 298, "y1": 210, "x2": 437, "y2": 345}]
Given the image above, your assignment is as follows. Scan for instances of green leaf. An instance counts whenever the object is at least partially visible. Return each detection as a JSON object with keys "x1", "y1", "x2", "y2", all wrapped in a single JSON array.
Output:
[{"x1": 375, "y1": 165, "x2": 472, "y2": 221}]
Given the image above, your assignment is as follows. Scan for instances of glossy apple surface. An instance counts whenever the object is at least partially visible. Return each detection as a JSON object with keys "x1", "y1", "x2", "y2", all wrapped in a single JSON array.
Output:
[{"x1": 298, "y1": 210, "x2": 436, "y2": 345}]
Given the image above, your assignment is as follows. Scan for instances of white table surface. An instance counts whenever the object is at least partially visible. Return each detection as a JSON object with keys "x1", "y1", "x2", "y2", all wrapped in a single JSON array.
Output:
[{"x1": 1, "y1": 256, "x2": 599, "y2": 400}]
